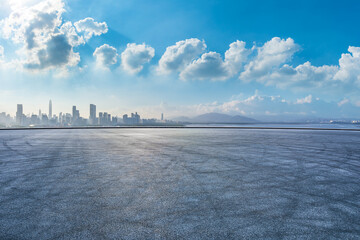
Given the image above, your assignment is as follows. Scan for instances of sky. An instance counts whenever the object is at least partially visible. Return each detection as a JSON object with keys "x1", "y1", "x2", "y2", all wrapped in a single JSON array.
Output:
[{"x1": 0, "y1": 0, "x2": 360, "y2": 120}]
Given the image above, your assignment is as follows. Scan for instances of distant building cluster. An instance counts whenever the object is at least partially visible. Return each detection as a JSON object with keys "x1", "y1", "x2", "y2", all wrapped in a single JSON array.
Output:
[
  {"x1": 123, "y1": 112, "x2": 140, "y2": 125},
  {"x1": 0, "y1": 100, "x2": 176, "y2": 128}
]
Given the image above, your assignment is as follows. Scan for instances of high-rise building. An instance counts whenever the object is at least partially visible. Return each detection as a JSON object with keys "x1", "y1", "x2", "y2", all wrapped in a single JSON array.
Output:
[
  {"x1": 133, "y1": 112, "x2": 140, "y2": 124},
  {"x1": 104, "y1": 112, "x2": 108, "y2": 125},
  {"x1": 49, "y1": 100, "x2": 52, "y2": 119},
  {"x1": 89, "y1": 104, "x2": 96, "y2": 125},
  {"x1": 30, "y1": 114, "x2": 39, "y2": 125},
  {"x1": 122, "y1": 114, "x2": 128, "y2": 124},
  {"x1": 72, "y1": 106, "x2": 79, "y2": 123},
  {"x1": 16, "y1": 104, "x2": 23, "y2": 125},
  {"x1": 99, "y1": 112, "x2": 103, "y2": 125},
  {"x1": 161, "y1": 113, "x2": 164, "y2": 121},
  {"x1": 72, "y1": 106, "x2": 76, "y2": 121},
  {"x1": 123, "y1": 112, "x2": 140, "y2": 125}
]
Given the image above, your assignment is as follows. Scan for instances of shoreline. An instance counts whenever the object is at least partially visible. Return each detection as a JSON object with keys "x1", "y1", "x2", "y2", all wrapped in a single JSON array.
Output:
[{"x1": 1, "y1": 126, "x2": 360, "y2": 131}]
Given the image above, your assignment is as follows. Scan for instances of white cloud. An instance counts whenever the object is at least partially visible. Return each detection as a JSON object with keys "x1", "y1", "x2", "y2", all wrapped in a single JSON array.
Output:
[
  {"x1": 180, "y1": 52, "x2": 230, "y2": 81},
  {"x1": 74, "y1": 17, "x2": 108, "y2": 40},
  {"x1": 24, "y1": 33, "x2": 80, "y2": 70},
  {"x1": 167, "y1": 93, "x2": 360, "y2": 120},
  {"x1": 179, "y1": 40, "x2": 251, "y2": 81},
  {"x1": 93, "y1": 44, "x2": 118, "y2": 68},
  {"x1": 240, "y1": 37, "x2": 300, "y2": 81},
  {"x1": 156, "y1": 36, "x2": 360, "y2": 92},
  {"x1": 0, "y1": 0, "x2": 81, "y2": 70},
  {"x1": 0, "y1": 45, "x2": 4, "y2": 61},
  {"x1": 121, "y1": 43, "x2": 155, "y2": 74},
  {"x1": 296, "y1": 95, "x2": 312, "y2": 104},
  {"x1": 157, "y1": 38, "x2": 206, "y2": 74},
  {"x1": 267, "y1": 62, "x2": 339, "y2": 88},
  {"x1": 0, "y1": 0, "x2": 108, "y2": 71},
  {"x1": 0, "y1": 0, "x2": 65, "y2": 46},
  {"x1": 334, "y1": 46, "x2": 360, "y2": 85},
  {"x1": 60, "y1": 21, "x2": 85, "y2": 47},
  {"x1": 338, "y1": 98, "x2": 349, "y2": 106},
  {"x1": 224, "y1": 40, "x2": 251, "y2": 74},
  {"x1": 235, "y1": 40, "x2": 360, "y2": 91}
]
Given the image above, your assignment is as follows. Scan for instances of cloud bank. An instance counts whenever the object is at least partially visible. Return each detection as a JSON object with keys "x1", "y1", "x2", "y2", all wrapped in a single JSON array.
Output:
[
  {"x1": 139, "y1": 92, "x2": 360, "y2": 121},
  {"x1": 0, "y1": 0, "x2": 359, "y2": 98},
  {"x1": 155, "y1": 37, "x2": 360, "y2": 94}
]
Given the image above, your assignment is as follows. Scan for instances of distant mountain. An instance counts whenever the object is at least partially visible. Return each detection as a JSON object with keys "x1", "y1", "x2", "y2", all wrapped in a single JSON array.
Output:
[
  {"x1": 171, "y1": 116, "x2": 192, "y2": 122},
  {"x1": 172, "y1": 112, "x2": 258, "y2": 123}
]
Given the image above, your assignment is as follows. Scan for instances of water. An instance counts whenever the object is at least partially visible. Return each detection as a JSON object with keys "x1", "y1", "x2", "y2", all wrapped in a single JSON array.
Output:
[
  {"x1": 186, "y1": 122, "x2": 360, "y2": 129},
  {"x1": 0, "y1": 128, "x2": 360, "y2": 239}
]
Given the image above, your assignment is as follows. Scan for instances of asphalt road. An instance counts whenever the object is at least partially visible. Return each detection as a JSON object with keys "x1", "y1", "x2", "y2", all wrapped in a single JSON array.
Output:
[{"x1": 0, "y1": 129, "x2": 360, "y2": 239}]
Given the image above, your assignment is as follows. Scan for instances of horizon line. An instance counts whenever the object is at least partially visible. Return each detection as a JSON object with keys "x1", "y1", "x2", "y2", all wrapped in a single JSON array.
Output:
[{"x1": 1, "y1": 126, "x2": 360, "y2": 132}]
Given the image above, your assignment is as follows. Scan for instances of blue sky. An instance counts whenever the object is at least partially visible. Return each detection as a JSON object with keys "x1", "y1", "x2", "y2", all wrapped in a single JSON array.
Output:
[{"x1": 0, "y1": 0, "x2": 360, "y2": 120}]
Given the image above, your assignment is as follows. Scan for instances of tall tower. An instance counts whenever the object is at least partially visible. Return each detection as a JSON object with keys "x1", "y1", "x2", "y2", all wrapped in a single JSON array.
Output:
[
  {"x1": 49, "y1": 100, "x2": 52, "y2": 119},
  {"x1": 72, "y1": 106, "x2": 77, "y2": 123},
  {"x1": 89, "y1": 104, "x2": 96, "y2": 125},
  {"x1": 161, "y1": 113, "x2": 164, "y2": 121},
  {"x1": 16, "y1": 104, "x2": 23, "y2": 125}
]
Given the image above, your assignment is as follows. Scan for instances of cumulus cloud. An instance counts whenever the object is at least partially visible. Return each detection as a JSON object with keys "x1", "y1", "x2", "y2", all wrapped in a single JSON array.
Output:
[
  {"x1": 296, "y1": 95, "x2": 312, "y2": 104},
  {"x1": 334, "y1": 46, "x2": 360, "y2": 86},
  {"x1": 24, "y1": 33, "x2": 80, "y2": 69},
  {"x1": 0, "y1": 0, "x2": 108, "y2": 71},
  {"x1": 74, "y1": 18, "x2": 108, "y2": 40},
  {"x1": 93, "y1": 44, "x2": 118, "y2": 68},
  {"x1": 179, "y1": 41, "x2": 250, "y2": 81},
  {"x1": 0, "y1": 0, "x2": 74, "y2": 70},
  {"x1": 224, "y1": 40, "x2": 251, "y2": 73},
  {"x1": 121, "y1": 43, "x2": 155, "y2": 74},
  {"x1": 60, "y1": 21, "x2": 85, "y2": 47},
  {"x1": 0, "y1": 0, "x2": 80, "y2": 70},
  {"x1": 157, "y1": 38, "x2": 206, "y2": 74},
  {"x1": 0, "y1": 0, "x2": 65, "y2": 46},
  {"x1": 158, "y1": 36, "x2": 360, "y2": 90},
  {"x1": 267, "y1": 62, "x2": 339, "y2": 88},
  {"x1": 234, "y1": 39, "x2": 360, "y2": 92},
  {"x1": 240, "y1": 37, "x2": 299, "y2": 81},
  {"x1": 180, "y1": 52, "x2": 230, "y2": 81}
]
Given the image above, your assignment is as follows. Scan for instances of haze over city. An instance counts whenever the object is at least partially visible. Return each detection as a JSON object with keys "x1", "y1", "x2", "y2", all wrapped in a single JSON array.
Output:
[{"x1": 0, "y1": 0, "x2": 360, "y2": 120}]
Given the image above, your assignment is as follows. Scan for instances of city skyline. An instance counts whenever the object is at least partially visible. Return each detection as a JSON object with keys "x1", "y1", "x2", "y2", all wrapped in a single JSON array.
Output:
[
  {"x1": 0, "y1": 100, "x2": 174, "y2": 128},
  {"x1": 0, "y1": 0, "x2": 360, "y2": 120}
]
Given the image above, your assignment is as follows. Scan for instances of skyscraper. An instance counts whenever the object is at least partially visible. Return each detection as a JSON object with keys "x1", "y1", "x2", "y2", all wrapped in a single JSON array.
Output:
[
  {"x1": 89, "y1": 104, "x2": 96, "y2": 125},
  {"x1": 161, "y1": 113, "x2": 164, "y2": 121},
  {"x1": 99, "y1": 112, "x2": 103, "y2": 125},
  {"x1": 72, "y1": 106, "x2": 76, "y2": 121},
  {"x1": 16, "y1": 104, "x2": 23, "y2": 125},
  {"x1": 49, "y1": 100, "x2": 52, "y2": 119},
  {"x1": 72, "y1": 106, "x2": 79, "y2": 123}
]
